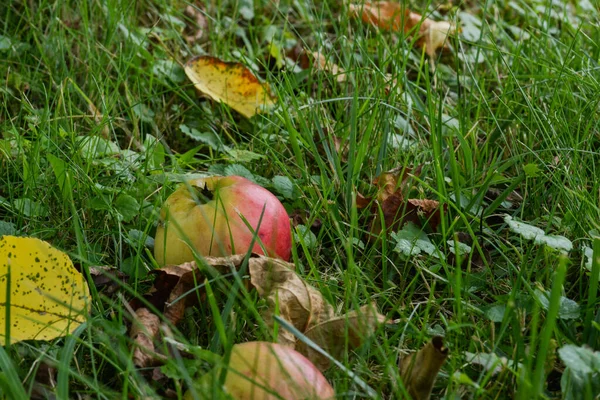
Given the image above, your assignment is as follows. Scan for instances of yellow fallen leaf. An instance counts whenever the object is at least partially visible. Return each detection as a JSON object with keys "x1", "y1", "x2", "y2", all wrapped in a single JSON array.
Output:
[
  {"x1": 184, "y1": 56, "x2": 276, "y2": 118},
  {"x1": 0, "y1": 236, "x2": 90, "y2": 344}
]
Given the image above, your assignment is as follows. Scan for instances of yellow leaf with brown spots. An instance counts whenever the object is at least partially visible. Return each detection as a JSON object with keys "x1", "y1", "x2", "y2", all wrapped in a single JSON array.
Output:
[
  {"x1": 184, "y1": 56, "x2": 276, "y2": 118},
  {"x1": 0, "y1": 236, "x2": 90, "y2": 345}
]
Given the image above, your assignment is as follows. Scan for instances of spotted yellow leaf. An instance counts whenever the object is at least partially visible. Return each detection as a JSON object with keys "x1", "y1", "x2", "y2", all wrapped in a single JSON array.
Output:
[
  {"x1": 184, "y1": 56, "x2": 276, "y2": 118},
  {"x1": 0, "y1": 236, "x2": 90, "y2": 344}
]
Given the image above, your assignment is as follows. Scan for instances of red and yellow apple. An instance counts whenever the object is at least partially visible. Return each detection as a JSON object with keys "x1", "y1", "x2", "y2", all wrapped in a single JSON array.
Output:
[
  {"x1": 185, "y1": 341, "x2": 335, "y2": 399},
  {"x1": 154, "y1": 176, "x2": 292, "y2": 266}
]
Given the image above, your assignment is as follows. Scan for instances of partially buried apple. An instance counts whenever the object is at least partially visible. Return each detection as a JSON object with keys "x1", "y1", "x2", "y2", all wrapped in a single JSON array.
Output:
[
  {"x1": 154, "y1": 176, "x2": 292, "y2": 266},
  {"x1": 184, "y1": 341, "x2": 335, "y2": 399}
]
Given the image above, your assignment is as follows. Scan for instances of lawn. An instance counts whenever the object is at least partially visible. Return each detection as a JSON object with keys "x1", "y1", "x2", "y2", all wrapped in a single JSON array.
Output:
[{"x1": 1, "y1": 0, "x2": 599, "y2": 399}]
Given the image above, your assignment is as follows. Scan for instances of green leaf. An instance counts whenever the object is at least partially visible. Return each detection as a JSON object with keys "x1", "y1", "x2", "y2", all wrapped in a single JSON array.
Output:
[
  {"x1": 47, "y1": 154, "x2": 71, "y2": 201},
  {"x1": 223, "y1": 164, "x2": 254, "y2": 181},
  {"x1": 505, "y1": 215, "x2": 572, "y2": 252},
  {"x1": 0, "y1": 35, "x2": 11, "y2": 51},
  {"x1": 391, "y1": 223, "x2": 440, "y2": 258},
  {"x1": 115, "y1": 194, "x2": 139, "y2": 222},
  {"x1": 272, "y1": 176, "x2": 295, "y2": 199},
  {"x1": 12, "y1": 198, "x2": 48, "y2": 218},
  {"x1": 179, "y1": 124, "x2": 226, "y2": 151},
  {"x1": 505, "y1": 215, "x2": 544, "y2": 240},
  {"x1": 0, "y1": 221, "x2": 17, "y2": 236},
  {"x1": 143, "y1": 135, "x2": 165, "y2": 170},
  {"x1": 293, "y1": 225, "x2": 317, "y2": 250},
  {"x1": 132, "y1": 104, "x2": 155, "y2": 123},
  {"x1": 238, "y1": 0, "x2": 254, "y2": 20},
  {"x1": 226, "y1": 149, "x2": 264, "y2": 162},
  {"x1": 127, "y1": 229, "x2": 154, "y2": 249},
  {"x1": 447, "y1": 240, "x2": 472, "y2": 256},
  {"x1": 77, "y1": 136, "x2": 120, "y2": 159},
  {"x1": 87, "y1": 197, "x2": 110, "y2": 211},
  {"x1": 559, "y1": 344, "x2": 600, "y2": 400},
  {"x1": 533, "y1": 289, "x2": 580, "y2": 320},
  {"x1": 153, "y1": 59, "x2": 185, "y2": 83},
  {"x1": 537, "y1": 234, "x2": 572, "y2": 252},
  {"x1": 523, "y1": 163, "x2": 541, "y2": 177},
  {"x1": 486, "y1": 304, "x2": 506, "y2": 323},
  {"x1": 558, "y1": 345, "x2": 600, "y2": 375},
  {"x1": 120, "y1": 256, "x2": 148, "y2": 278}
]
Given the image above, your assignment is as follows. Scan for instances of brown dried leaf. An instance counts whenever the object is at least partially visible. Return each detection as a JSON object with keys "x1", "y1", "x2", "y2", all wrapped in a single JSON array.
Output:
[
  {"x1": 287, "y1": 45, "x2": 312, "y2": 69},
  {"x1": 89, "y1": 265, "x2": 127, "y2": 293},
  {"x1": 183, "y1": 5, "x2": 208, "y2": 44},
  {"x1": 356, "y1": 192, "x2": 372, "y2": 209},
  {"x1": 130, "y1": 308, "x2": 163, "y2": 368},
  {"x1": 399, "y1": 336, "x2": 449, "y2": 400},
  {"x1": 149, "y1": 255, "x2": 256, "y2": 325},
  {"x1": 374, "y1": 165, "x2": 422, "y2": 203},
  {"x1": 311, "y1": 52, "x2": 347, "y2": 83},
  {"x1": 249, "y1": 258, "x2": 333, "y2": 347},
  {"x1": 367, "y1": 165, "x2": 444, "y2": 235},
  {"x1": 348, "y1": 1, "x2": 408, "y2": 31},
  {"x1": 407, "y1": 198, "x2": 443, "y2": 232},
  {"x1": 162, "y1": 263, "x2": 199, "y2": 325},
  {"x1": 349, "y1": 2, "x2": 456, "y2": 56},
  {"x1": 296, "y1": 304, "x2": 386, "y2": 371},
  {"x1": 332, "y1": 135, "x2": 349, "y2": 159},
  {"x1": 370, "y1": 191, "x2": 418, "y2": 236},
  {"x1": 418, "y1": 20, "x2": 457, "y2": 58},
  {"x1": 289, "y1": 209, "x2": 322, "y2": 232}
]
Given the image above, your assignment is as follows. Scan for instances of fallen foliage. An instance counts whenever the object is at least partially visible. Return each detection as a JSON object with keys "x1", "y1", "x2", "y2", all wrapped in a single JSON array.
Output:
[
  {"x1": 357, "y1": 166, "x2": 444, "y2": 237},
  {"x1": 130, "y1": 307, "x2": 163, "y2": 368},
  {"x1": 295, "y1": 304, "x2": 386, "y2": 370},
  {"x1": 184, "y1": 56, "x2": 276, "y2": 118},
  {"x1": 0, "y1": 235, "x2": 90, "y2": 345},
  {"x1": 128, "y1": 254, "x2": 385, "y2": 371},
  {"x1": 399, "y1": 336, "x2": 449, "y2": 400},
  {"x1": 349, "y1": 1, "x2": 456, "y2": 56}
]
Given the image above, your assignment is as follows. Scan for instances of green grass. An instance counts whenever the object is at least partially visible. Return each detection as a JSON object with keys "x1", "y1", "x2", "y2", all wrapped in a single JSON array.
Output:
[{"x1": 1, "y1": 0, "x2": 600, "y2": 398}]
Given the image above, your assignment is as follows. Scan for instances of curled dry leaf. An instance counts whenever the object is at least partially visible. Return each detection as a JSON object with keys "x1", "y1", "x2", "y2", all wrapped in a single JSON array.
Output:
[
  {"x1": 184, "y1": 56, "x2": 276, "y2": 118},
  {"x1": 0, "y1": 236, "x2": 90, "y2": 345},
  {"x1": 130, "y1": 308, "x2": 163, "y2": 368},
  {"x1": 399, "y1": 336, "x2": 449, "y2": 400},
  {"x1": 374, "y1": 165, "x2": 423, "y2": 202},
  {"x1": 418, "y1": 20, "x2": 456, "y2": 58},
  {"x1": 359, "y1": 165, "x2": 443, "y2": 236},
  {"x1": 89, "y1": 265, "x2": 128, "y2": 295},
  {"x1": 296, "y1": 304, "x2": 386, "y2": 371},
  {"x1": 356, "y1": 191, "x2": 372, "y2": 209},
  {"x1": 349, "y1": 1, "x2": 456, "y2": 56},
  {"x1": 162, "y1": 262, "x2": 201, "y2": 326},
  {"x1": 136, "y1": 254, "x2": 289, "y2": 326},
  {"x1": 183, "y1": 5, "x2": 208, "y2": 44},
  {"x1": 250, "y1": 259, "x2": 385, "y2": 370},
  {"x1": 349, "y1": 1, "x2": 408, "y2": 31},
  {"x1": 132, "y1": 254, "x2": 384, "y2": 371},
  {"x1": 249, "y1": 258, "x2": 333, "y2": 347},
  {"x1": 311, "y1": 52, "x2": 347, "y2": 83}
]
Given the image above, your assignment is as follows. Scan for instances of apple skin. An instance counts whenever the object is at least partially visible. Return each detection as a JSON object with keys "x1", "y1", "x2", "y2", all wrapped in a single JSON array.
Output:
[
  {"x1": 154, "y1": 176, "x2": 292, "y2": 266},
  {"x1": 185, "y1": 341, "x2": 335, "y2": 400}
]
